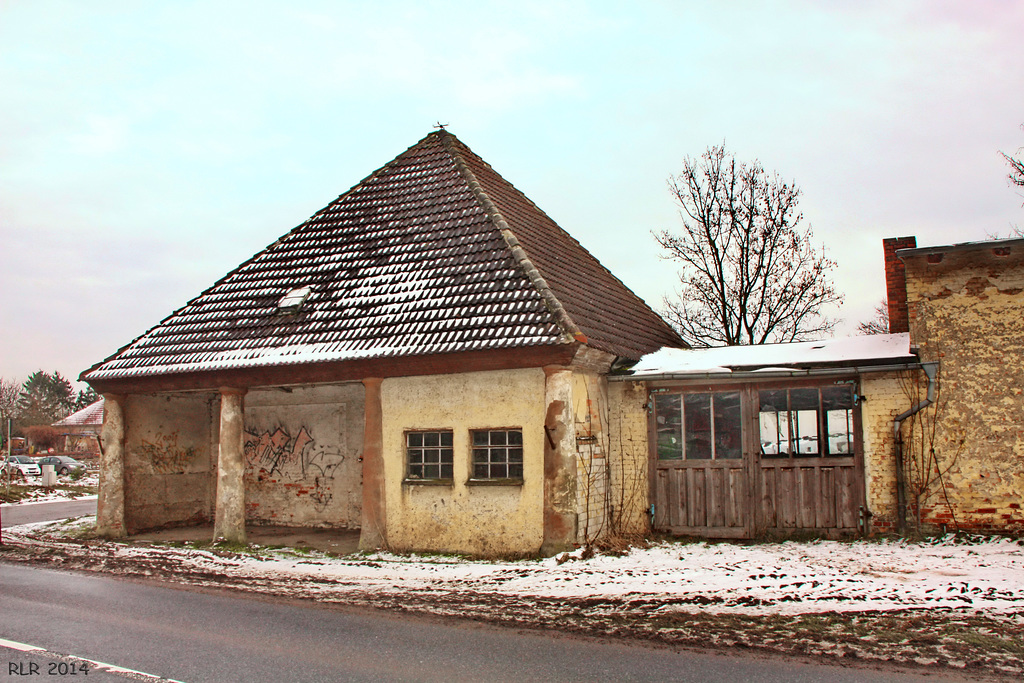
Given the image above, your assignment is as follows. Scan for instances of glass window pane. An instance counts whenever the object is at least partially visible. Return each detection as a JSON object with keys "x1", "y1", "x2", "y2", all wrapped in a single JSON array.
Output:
[
  {"x1": 409, "y1": 464, "x2": 424, "y2": 478},
  {"x1": 424, "y1": 432, "x2": 439, "y2": 447},
  {"x1": 508, "y1": 431, "x2": 523, "y2": 446},
  {"x1": 508, "y1": 448, "x2": 522, "y2": 463},
  {"x1": 684, "y1": 393, "x2": 712, "y2": 460},
  {"x1": 490, "y1": 431, "x2": 507, "y2": 446},
  {"x1": 441, "y1": 463, "x2": 453, "y2": 479},
  {"x1": 655, "y1": 394, "x2": 683, "y2": 460},
  {"x1": 760, "y1": 389, "x2": 788, "y2": 412},
  {"x1": 440, "y1": 432, "x2": 453, "y2": 447},
  {"x1": 790, "y1": 388, "x2": 819, "y2": 411},
  {"x1": 794, "y1": 409, "x2": 819, "y2": 455},
  {"x1": 759, "y1": 390, "x2": 789, "y2": 457},
  {"x1": 826, "y1": 409, "x2": 853, "y2": 455},
  {"x1": 473, "y1": 431, "x2": 488, "y2": 446},
  {"x1": 714, "y1": 392, "x2": 742, "y2": 459},
  {"x1": 509, "y1": 463, "x2": 523, "y2": 479},
  {"x1": 821, "y1": 385, "x2": 854, "y2": 411},
  {"x1": 408, "y1": 433, "x2": 422, "y2": 447},
  {"x1": 474, "y1": 463, "x2": 488, "y2": 478}
]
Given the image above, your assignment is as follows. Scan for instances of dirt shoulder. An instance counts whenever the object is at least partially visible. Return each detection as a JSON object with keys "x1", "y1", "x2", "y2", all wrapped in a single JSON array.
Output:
[{"x1": 1, "y1": 530, "x2": 1021, "y2": 680}]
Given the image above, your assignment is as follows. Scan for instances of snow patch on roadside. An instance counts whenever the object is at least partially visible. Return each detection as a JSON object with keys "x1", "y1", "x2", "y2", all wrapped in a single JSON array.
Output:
[{"x1": 9, "y1": 519, "x2": 1021, "y2": 618}]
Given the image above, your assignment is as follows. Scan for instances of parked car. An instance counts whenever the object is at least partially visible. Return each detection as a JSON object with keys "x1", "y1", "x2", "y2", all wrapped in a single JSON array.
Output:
[
  {"x1": 3, "y1": 455, "x2": 42, "y2": 477},
  {"x1": 35, "y1": 455, "x2": 87, "y2": 476}
]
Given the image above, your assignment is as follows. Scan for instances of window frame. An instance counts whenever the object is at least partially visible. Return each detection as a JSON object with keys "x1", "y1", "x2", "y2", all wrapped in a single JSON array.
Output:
[
  {"x1": 654, "y1": 390, "x2": 743, "y2": 461},
  {"x1": 404, "y1": 429, "x2": 455, "y2": 484},
  {"x1": 758, "y1": 384, "x2": 856, "y2": 459},
  {"x1": 651, "y1": 379, "x2": 859, "y2": 463},
  {"x1": 468, "y1": 427, "x2": 524, "y2": 484}
]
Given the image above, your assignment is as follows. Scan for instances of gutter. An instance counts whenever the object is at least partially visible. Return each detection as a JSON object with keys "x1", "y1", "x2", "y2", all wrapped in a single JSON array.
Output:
[
  {"x1": 608, "y1": 361, "x2": 924, "y2": 383},
  {"x1": 893, "y1": 361, "x2": 939, "y2": 534}
]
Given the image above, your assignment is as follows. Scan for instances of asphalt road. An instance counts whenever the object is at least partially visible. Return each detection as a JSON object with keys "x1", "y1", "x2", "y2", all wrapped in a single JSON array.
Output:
[
  {"x1": 0, "y1": 497, "x2": 97, "y2": 528},
  {"x1": 0, "y1": 564, "x2": 969, "y2": 683}
]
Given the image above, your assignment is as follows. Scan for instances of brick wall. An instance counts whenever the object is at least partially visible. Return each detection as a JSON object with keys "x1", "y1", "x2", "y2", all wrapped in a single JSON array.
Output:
[
  {"x1": 903, "y1": 243, "x2": 1024, "y2": 534},
  {"x1": 606, "y1": 381, "x2": 650, "y2": 538},
  {"x1": 573, "y1": 371, "x2": 609, "y2": 544},
  {"x1": 860, "y1": 372, "x2": 908, "y2": 533}
]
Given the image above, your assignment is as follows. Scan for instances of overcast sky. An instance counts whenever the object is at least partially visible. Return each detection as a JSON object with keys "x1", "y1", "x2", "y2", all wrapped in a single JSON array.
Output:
[{"x1": 2, "y1": 0, "x2": 1023, "y2": 390}]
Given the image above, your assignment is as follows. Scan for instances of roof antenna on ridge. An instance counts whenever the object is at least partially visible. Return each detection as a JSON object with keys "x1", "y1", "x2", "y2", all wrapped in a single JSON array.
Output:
[{"x1": 433, "y1": 122, "x2": 449, "y2": 130}]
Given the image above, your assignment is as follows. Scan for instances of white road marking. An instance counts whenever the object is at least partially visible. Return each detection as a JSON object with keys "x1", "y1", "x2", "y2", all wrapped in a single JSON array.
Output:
[{"x1": 0, "y1": 637, "x2": 184, "y2": 682}]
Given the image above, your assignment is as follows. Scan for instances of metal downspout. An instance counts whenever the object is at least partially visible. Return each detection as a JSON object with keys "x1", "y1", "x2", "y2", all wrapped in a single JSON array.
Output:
[{"x1": 893, "y1": 362, "x2": 938, "y2": 533}]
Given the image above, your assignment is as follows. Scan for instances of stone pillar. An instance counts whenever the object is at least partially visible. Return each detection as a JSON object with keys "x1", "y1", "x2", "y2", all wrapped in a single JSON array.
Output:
[
  {"x1": 213, "y1": 388, "x2": 246, "y2": 544},
  {"x1": 359, "y1": 377, "x2": 387, "y2": 551},
  {"x1": 96, "y1": 393, "x2": 127, "y2": 538},
  {"x1": 541, "y1": 367, "x2": 578, "y2": 556}
]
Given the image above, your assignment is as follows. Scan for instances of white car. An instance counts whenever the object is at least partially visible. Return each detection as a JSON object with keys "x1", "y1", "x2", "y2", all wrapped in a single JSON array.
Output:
[{"x1": 3, "y1": 455, "x2": 41, "y2": 477}]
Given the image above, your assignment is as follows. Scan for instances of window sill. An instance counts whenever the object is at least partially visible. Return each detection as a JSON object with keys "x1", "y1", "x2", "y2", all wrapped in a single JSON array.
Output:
[
  {"x1": 466, "y1": 478, "x2": 524, "y2": 487},
  {"x1": 402, "y1": 479, "x2": 453, "y2": 486}
]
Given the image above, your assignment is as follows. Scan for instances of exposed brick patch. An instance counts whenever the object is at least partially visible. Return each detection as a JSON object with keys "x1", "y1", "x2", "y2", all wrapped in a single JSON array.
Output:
[{"x1": 883, "y1": 236, "x2": 916, "y2": 334}]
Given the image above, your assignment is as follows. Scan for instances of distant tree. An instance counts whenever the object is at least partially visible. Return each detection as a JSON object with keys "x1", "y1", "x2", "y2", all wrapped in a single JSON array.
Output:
[
  {"x1": 0, "y1": 377, "x2": 19, "y2": 422},
  {"x1": 23, "y1": 425, "x2": 60, "y2": 452},
  {"x1": 17, "y1": 371, "x2": 75, "y2": 425},
  {"x1": 0, "y1": 377, "x2": 20, "y2": 447},
  {"x1": 655, "y1": 145, "x2": 843, "y2": 346},
  {"x1": 74, "y1": 387, "x2": 99, "y2": 411},
  {"x1": 858, "y1": 300, "x2": 890, "y2": 335}
]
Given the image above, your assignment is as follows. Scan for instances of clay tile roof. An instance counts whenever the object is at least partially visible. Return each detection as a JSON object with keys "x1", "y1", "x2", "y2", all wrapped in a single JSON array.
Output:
[{"x1": 83, "y1": 131, "x2": 684, "y2": 382}]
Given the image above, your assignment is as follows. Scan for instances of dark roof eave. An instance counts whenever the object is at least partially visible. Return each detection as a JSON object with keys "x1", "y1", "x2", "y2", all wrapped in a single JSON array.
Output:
[{"x1": 86, "y1": 342, "x2": 581, "y2": 395}]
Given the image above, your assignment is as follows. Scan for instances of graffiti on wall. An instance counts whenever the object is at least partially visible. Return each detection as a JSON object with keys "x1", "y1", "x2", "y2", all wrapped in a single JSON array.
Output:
[
  {"x1": 138, "y1": 431, "x2": 200, "y2": 474},
  {"x1": 243, "y1": 425, "x2": 343, "y2": 511}
]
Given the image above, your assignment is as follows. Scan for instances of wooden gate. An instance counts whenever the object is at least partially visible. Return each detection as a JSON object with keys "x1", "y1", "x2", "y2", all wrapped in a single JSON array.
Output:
[
  {"x1": 651, "y1": 459, "x2": 750, "y2": 537},
  {"x1": 649, "y1": 383, "x2": 865, "y2": 539}
]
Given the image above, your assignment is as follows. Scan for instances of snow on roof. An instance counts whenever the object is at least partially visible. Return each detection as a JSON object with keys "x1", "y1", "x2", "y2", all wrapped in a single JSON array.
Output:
[
  {"x1": 52, "y1": 398, "x2": 104, "y2": 427},
  {"x1": 628, "y1": 333, "x2": 915, "y2": 378}
]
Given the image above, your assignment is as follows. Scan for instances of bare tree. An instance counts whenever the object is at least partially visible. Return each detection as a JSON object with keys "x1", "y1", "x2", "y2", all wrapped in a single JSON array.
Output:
[
  {"x1": 1002, "y1": 123, "x2": 1024, "y2": 200},
  {"x1": 655, "y1": 145, "x2": 842, "y2": 347},
  {"x1": 0, "y1": 377, "x2": 20, "y2": 424},
  {"x1": 858, "y1": 300, "x2": 890, "y2": 335}
]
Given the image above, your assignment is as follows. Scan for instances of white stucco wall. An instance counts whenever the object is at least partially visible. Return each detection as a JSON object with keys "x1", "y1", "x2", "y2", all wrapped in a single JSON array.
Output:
[{"x1": 381, "y1": 368, "x2": 547, "y2": 556}]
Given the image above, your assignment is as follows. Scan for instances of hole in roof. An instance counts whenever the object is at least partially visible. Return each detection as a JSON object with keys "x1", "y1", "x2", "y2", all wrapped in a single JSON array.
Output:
[{"x1": 278, "y1": 286, "x2": 312, "y2": 315}]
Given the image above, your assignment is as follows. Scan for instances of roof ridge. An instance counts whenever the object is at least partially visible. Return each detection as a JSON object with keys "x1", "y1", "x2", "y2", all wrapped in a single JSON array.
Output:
[{"x1": 439, "y1": 131, "x2": 587, "y2": 346}]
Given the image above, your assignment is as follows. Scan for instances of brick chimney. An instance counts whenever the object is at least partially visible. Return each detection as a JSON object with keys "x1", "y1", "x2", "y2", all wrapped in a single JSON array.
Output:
[{"x1": 882, "y1": 236, "x2": 916, "y2": 334}]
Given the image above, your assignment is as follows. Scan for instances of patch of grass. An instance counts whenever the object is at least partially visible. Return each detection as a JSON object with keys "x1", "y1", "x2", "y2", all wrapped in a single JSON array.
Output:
[
  {"x1": 944, "y1": 626, "x2": 1024, "y2": 654},
  {"x1": 0, "y1": 482, "x2": 97, "y2": 503},
  {"x1": 0, "y1": 484, "x2": 34, "y2": 504}
]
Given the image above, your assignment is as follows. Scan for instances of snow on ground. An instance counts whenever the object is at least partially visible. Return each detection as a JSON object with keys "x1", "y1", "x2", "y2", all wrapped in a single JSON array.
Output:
[
  {"x1": 9, "y1": 519, "x2": 1022, "y2": 619},
  {"x1": 0, "y1": 472, "x2": 98, "y2": 503}
]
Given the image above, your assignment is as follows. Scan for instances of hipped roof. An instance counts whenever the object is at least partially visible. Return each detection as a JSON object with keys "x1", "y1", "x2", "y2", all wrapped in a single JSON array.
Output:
[{"x1": 84, "y1": 131, "x2": 682, "y2": 383}]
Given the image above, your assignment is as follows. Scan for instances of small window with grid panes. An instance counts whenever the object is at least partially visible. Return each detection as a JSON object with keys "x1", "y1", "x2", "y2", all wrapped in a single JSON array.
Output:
[
  {"x1": 405, "y1": 430, "x2": 454, "y2": 481},
  {"x1": 471, "y1": 429, "x2": 523, "y2": 480}
]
